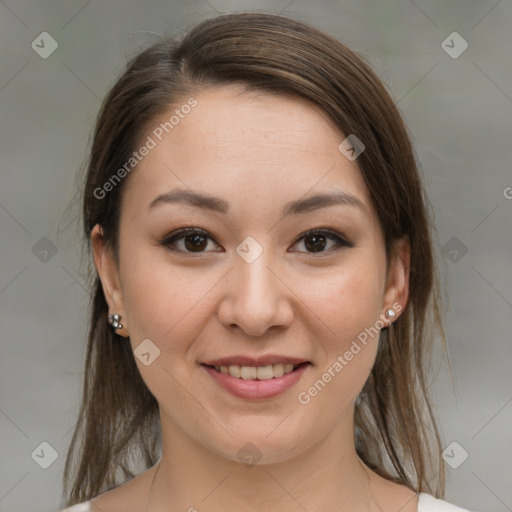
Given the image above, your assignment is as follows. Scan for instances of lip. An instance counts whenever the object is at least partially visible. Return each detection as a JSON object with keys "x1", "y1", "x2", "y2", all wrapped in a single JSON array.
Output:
[
  {"x1": 202, "y1": 355, "x2": 310, "y2": 367},
  {"x1": 202, "y1": 362, "x2": 311, "y2": 400}
]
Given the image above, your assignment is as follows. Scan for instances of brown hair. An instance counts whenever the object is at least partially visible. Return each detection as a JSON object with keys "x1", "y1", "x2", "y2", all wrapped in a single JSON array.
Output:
[{"x1": 63, "y1": 11, "x2": 446, "y2": 506}]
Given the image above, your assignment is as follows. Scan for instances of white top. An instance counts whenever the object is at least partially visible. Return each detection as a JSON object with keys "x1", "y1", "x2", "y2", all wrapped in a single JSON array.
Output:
[{"x1": 59, "y1": 493, "x2": 473, "y2": 511}]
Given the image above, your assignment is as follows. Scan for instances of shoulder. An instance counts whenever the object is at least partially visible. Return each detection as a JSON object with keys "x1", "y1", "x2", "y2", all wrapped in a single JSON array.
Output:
[
  {"x1": 58, "y1": 463, "x2": 159, "y2": 512},
  {"x1": 58, "y1": 502, "x2": 92, "y2": 512},
  {"x1": 418, "y1": 493, "x2": 474, "y2": 512}
]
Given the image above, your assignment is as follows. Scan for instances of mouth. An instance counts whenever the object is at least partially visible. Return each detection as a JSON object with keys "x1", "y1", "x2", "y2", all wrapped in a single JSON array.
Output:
[
  {"x1": 200, "y1": 359, "x2": 311, "y2": 399},
  {"x1": 202, "y1": 362, "x2": 309, "y2": 380}
]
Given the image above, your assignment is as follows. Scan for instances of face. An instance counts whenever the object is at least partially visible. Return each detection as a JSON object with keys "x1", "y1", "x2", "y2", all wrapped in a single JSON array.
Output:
[{"x1": 92, "y1": 85, "x2": 409, "y2": 465}]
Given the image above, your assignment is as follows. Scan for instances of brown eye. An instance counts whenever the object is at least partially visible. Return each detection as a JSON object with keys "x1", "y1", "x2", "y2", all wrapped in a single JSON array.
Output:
[
  {"x1": 304, "y1": 232, "x2": 328, "y2": 252},
  {"x1": 291, "y1": 229, "x2": 353, "y2": 254},
  {"x1": 184, "y1": 233, "x2": 208, "y2": 252},
  {"x1": 161, "y1": 228, "x2": 220, "y2": 254}
]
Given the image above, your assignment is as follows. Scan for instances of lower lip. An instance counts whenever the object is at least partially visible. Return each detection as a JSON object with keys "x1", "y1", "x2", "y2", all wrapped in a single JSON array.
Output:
[{"x1": 202, "y1": 363, "x2": 310, "y2": 399}]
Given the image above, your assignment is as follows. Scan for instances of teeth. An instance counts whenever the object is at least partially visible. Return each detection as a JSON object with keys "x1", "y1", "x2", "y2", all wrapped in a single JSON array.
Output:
[
  {"x1": 240, "y1": 366, "x2": 257, "y2": 380},
  {"x1": 283, "y1": 363, "x2": 294, "y2": 373},
  {"x1": 213, "y1": 363, "x2": 300, "y2": 380}
]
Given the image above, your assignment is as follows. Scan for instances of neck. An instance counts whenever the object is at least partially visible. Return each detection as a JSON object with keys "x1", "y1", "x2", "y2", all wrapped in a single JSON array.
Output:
[{"x1": 146, "y1": 408, "x2": 384, "y2": 512}]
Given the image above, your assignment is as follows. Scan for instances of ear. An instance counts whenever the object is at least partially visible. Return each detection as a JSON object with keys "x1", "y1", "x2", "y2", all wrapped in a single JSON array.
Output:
[
  {"x1": 91, "y1": 224, "x2": 130, "y2": 337},
  {"x1": 381, "y1": 235, "x2": 410, "y2": 325}
]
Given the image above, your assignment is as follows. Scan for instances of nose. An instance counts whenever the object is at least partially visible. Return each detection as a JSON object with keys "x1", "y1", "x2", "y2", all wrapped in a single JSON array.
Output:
[{"x1": 217, "y1": 249, "x2": 294, "y2": 337}]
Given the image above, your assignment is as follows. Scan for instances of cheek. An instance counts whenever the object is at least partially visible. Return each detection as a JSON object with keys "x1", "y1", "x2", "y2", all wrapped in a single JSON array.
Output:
[
  {"x1": 301, "y1": 257, "x2": 385, "y2": 342},
  {"x1": 293, "y1": 258, "x2": 385, "y2": 400},
  {"x1": 119, "y1": 250, "x2": 218, "y2": 407},
  {"x1": 295, "y1": 271, "x2": 383, "y2": 419},
  {"x1": 120, "y1": 247, "x2": 219, "y2": 351}
]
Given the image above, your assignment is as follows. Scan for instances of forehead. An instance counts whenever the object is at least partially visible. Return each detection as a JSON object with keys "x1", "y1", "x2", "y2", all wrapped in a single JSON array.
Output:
[
  {"x1": 121, "y1": 85, "x2": 373, "y2": 218},
  {"x1": 171, "y1": 86, "x2": 340, "y2": 148}
]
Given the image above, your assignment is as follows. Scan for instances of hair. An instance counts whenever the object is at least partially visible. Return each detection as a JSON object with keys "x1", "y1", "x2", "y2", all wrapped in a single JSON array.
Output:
[{"x1": 63, "y1": 11, "x2": 447, "y2": 507}]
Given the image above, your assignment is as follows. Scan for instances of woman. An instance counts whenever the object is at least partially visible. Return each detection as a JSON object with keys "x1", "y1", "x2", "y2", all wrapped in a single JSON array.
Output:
[{"x1": 60, "y1": 12, "x2": 472, "y2": 512}]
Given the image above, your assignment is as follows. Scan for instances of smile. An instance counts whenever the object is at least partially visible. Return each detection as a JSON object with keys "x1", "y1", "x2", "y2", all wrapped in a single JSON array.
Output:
[
  {"x1": 201, "y1": 362, "x2": 311, "y2": 399},
  {"x1": 212, "y1": 363, "x2": 298, "y2": 380}
]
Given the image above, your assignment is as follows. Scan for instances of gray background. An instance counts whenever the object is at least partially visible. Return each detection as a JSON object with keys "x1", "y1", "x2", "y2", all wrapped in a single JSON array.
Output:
[{"x1": 1, "y1": 1, "x2": 511, "y2": 511}]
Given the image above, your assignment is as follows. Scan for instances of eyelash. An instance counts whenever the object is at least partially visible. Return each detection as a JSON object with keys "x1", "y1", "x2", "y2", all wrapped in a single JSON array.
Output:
[{"x1": 160, "y1": 227, "x2": 354, "y2": 256}]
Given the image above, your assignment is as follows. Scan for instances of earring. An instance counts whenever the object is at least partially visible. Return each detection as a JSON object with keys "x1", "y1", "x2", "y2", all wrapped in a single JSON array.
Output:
[
  {"x1": 385, "y1": 309, "x2": 396, "y2": 320},
  {"x1": 108, "y1": 313, "x2": 123, "y2": 330}
]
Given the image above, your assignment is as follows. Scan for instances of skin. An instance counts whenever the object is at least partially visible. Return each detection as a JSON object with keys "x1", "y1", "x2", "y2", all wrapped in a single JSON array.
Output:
[{"x1": 91, "y1": 85, "x2": 416, "y2": 512}]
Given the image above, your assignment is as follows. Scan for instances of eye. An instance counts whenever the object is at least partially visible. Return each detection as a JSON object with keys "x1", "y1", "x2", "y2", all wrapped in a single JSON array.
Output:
[
  {"x1": 161, "y1": 227, "x2": 353, "y2": 255},
  {"x1": 290, "y1": 229, "x2": 353, "y2": 254},
  {"x1": 160, "y1": 228, "x2": 221, "y2": 254}
]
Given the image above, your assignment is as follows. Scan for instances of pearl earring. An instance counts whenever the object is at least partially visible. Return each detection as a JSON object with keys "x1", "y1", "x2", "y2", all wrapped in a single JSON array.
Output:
[
  {"x1": 385, "y1": 309, "x2": 396, "y2": 320},
  {"x1": 108, "y1": 313, "x2": 123, "y2": 330}
]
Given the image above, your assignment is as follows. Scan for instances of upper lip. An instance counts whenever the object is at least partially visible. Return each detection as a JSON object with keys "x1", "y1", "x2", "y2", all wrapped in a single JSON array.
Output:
[{"x1": 202, "y1": 355, "x2": 310, "y2": 367}]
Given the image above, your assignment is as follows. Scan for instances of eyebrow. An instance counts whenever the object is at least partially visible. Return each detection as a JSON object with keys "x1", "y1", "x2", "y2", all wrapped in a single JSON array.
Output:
[{"x1": 147, "y1": 188, "x2": 366, "y2": 215}]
